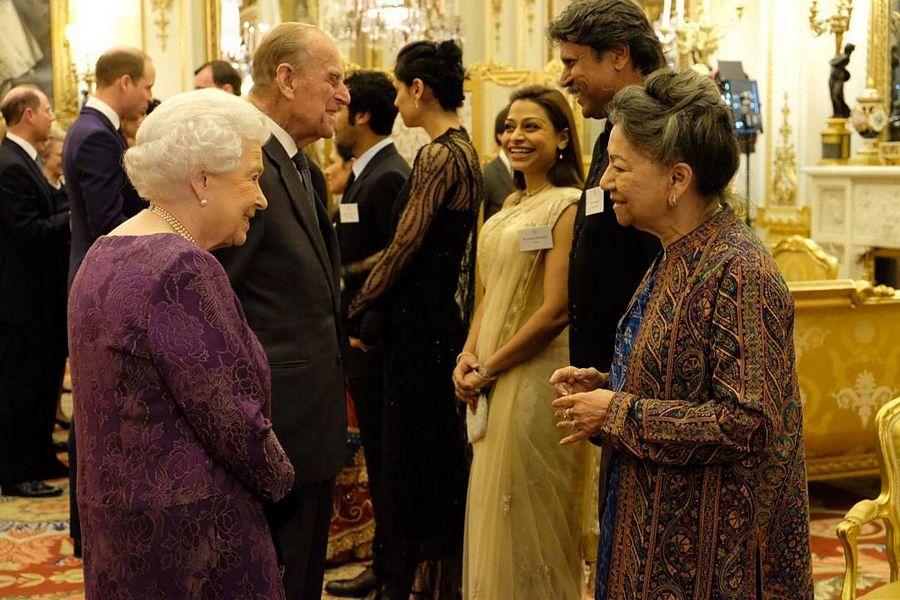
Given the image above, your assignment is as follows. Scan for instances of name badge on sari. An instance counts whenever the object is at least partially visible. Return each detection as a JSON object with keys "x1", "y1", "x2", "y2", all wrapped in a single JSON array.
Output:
[
  {"x1": 339, "y1": 203, "x2": 360, "y2": 223},
  {"x1": 518, "y1": 226, "x2": 554, "y2": 252},
  {"x1": 585, "y1": 186, "x2": 604, "y2": 216}
]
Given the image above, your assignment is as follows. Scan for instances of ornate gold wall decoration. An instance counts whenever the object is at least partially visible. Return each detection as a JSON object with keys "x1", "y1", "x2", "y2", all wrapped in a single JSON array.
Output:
[
  {"x1": 524, "y1": 0, "x2": 537, "y2": 36},
  {"x1": 772, "y1": 93, "x2": 799, "y2": 206},
  {"x1": 50, "y1": 0, "x2": 80, "y2": 127},
  {"x1": 759, "y1": 92, "x2": 810, "y2": 244},
  {"x1": 491, "y1": 0, "x2": 503, "y2": 50},
  {"x1": 151, "y1": 0, "x2": 175, "y2": 50},
  {"x1": 867, "y1": 0, "x2": 892, "y2": 138}
]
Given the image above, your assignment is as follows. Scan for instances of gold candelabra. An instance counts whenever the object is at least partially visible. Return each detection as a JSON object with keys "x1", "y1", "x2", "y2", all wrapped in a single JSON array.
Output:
[
  {"x1": 809, "y1": 0, "x2": 853, "y2": 56},
  {"x1": 658, "y1": 3, "x2": 744, "y2": 75}
]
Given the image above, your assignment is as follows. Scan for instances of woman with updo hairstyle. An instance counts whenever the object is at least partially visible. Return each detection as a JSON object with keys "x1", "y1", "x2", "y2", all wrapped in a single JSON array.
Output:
[
  {"x1": 550, "y1": 68, "x2": 813, "y2": 599},
  {"x1": 345, "y1": 39, "x2": 482, "y2": 599},
  {"x1": 68, "y1": 88, "x2": 295, "y2": 599}
]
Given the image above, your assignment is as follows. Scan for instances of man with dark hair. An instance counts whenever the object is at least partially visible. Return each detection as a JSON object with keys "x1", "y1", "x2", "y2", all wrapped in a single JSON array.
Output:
[
  {"x1": 63, "y1": 45, "x2": 154, "y2": 557},
  {"x1": 481, "y1": 105, "x2": 515, "y2": 221},
  {"x1": 326, "y1": 69, "x2": 410, "y2": 599},
  {"x1": 0, "y1": 85, "x2": 70, "y2": 498},
  {"x1": 194, "y1": 60, "x2": 243, "y2": 96},
  {"x1": 548, "y1": 0, "x2": 664, "y2": 372}
]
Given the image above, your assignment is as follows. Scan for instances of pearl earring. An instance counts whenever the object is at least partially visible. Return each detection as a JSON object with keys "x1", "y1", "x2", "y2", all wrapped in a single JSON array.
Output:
[
  {"x1": 667, "y1": 195, "x2": 678, "y2": 208},
  {"x1": 200, "y1": 198, "x2": 209, "y2": 207},
  {"x1": 558, "y1": 149, "x2": 564, "y2": 160}
]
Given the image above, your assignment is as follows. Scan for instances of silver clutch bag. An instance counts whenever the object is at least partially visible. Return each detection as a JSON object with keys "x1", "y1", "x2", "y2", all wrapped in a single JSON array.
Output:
[{"x1": 466, "y1": 393, "x2": 489, "y2": 443}]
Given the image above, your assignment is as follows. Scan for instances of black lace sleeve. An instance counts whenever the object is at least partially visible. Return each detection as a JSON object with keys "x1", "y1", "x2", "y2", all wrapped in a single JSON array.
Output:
[{"x1": 346, "y1": 142, "x2": 460, "y2": 319}]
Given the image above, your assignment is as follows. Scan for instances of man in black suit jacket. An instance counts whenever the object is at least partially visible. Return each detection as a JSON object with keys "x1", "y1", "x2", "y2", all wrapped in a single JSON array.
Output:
[
  {"x1": 0, "y1": 85, "x2": 70, "y2": 498},
  {"x1": 325, "y1": 70, "x2": 410, "y2": 599},
  {"x1": 549, "y1": 0, "x2": 665, "y2": 371},
  {"x1": 481, "y1": 105, "x2": 515, "y2": 221},
  {"x1": 214, "y1": 23, "x2": 350, "y2": 599},
  {"x1": 62, "y1": 47, "x2": 155, "y2": 557}
]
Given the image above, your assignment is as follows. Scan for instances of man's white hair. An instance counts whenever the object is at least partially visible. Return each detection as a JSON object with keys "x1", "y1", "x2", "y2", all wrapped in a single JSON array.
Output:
[{"x1": 124, "y1": 88, "x2": 269, "y2": 200}]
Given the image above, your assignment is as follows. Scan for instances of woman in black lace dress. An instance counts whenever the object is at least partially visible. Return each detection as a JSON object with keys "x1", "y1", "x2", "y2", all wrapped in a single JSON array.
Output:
[{"x1": 346, "y1": 40, "x2": 482, "y2": 599}]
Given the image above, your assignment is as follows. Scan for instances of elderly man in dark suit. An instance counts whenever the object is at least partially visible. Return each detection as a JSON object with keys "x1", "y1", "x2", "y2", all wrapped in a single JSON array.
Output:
[
  {"x1": 326, "y1": 70, "x2": 410, "y2": 600},
  {"x1": 0, "y1": 85, "x2": 70, "y2": 498},
  {"x1": 214, "y1": 23, "x2": 350, "y2": 599},
  {"x1": 548, "y1": 0, "x2": 664, "y2": 372},
  {"x1": 62, "y1": 46, "x2": 155, "y2": 557},
  {"x1": 481, "y1": 105, "x2": 515, "y2": 222}
]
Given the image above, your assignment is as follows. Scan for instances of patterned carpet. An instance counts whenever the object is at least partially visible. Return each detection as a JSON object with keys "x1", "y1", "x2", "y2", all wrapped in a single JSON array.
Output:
[{"x1": 0, "y1": 434, "x2": 892, "y2": 600}]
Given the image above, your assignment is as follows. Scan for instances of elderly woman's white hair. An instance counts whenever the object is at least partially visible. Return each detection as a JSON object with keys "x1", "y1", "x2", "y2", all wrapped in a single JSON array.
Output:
[{"x1": 124, "y1": 88, "x2": 269, "y2": 200}]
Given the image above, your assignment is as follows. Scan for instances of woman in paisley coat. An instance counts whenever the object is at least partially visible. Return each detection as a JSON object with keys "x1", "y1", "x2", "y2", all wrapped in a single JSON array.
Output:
[
  {"x1": 550, "y1": 69, "x2": 813, "y2": 599},
  {"x1": 68, "y1": 89, "x2": 294, "y2": 599}
]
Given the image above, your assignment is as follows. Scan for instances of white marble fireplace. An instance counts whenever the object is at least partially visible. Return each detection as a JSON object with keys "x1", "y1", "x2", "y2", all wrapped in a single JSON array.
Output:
[{"x1": 804, "y1": 166, "x2": 900, "y2": 279}]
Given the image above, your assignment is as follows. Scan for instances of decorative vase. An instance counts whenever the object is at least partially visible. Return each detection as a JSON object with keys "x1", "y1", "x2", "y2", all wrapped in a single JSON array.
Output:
[{"x1": 849, "y1": 81, "x2": 888, "y2": 165}]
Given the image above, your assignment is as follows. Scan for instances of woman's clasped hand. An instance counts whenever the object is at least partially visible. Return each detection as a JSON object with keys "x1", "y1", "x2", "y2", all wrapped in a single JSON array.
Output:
[{"x1": 549, "y1": 367, "x2": 612, "y2": 444}]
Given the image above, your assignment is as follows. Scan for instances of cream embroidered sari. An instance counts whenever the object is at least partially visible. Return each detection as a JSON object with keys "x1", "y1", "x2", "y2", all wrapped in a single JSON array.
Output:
[{"x1": 463, "y1": 186, "x2": 596, "y2": 599}]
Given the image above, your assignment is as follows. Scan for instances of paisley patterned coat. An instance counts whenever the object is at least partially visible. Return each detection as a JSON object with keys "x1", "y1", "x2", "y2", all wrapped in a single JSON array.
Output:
[{"x1": 597, "y1": 207, "x2": 813, "y2": 599}]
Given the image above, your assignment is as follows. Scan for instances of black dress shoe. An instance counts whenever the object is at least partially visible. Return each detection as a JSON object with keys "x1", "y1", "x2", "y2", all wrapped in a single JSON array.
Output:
[
  {"x1": 325, "y1": 566, "x2": 378, "y2": 597},
  {"x1": 55, "y1": 417, "x2": 71, "y2": 430},
  {"x1": 2, "y1": 481, "x2": 63, "y2": 498}
]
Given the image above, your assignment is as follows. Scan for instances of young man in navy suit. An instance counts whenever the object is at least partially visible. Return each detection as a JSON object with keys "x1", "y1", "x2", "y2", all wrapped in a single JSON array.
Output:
[
  {"x1": 0, "y1": 85, "x2": 70, "y2": 498},
  {"x1": 62, "y1": 47, "x2": 154, "y2": 557},
  {"x1": 326, "y1": 70, "x2": 410, "y2": 599},
  {"x1": 64, "y1": 47, "x2": 154, "y2": 284}
]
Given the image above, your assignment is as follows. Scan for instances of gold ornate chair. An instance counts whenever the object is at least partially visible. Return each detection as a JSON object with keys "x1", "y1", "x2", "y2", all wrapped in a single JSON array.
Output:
[
  {"x1": 772, "y1": 235, "x2": 839, "y2": 282},
  {"x1": 837, "y1": 396, "x2": 900, "y2": 599}
]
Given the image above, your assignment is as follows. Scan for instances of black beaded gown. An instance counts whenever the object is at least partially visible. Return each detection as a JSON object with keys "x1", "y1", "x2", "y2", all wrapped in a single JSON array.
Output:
[{"x1": 347, "y1": 127, "x2": 482, "y2": 596}]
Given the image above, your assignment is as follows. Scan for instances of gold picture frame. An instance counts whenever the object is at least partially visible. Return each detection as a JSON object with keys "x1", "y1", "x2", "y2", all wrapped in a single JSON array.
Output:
[
  {"x1": 50, "y1": 0, "x2": 80, "y2": 126},
  {"x1": 868, "y1": 0, "x2": 897, "y2": 139}
]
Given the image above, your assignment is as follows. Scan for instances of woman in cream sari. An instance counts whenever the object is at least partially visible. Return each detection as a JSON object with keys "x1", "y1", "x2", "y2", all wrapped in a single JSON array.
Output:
[{"x1": 454, "y1": 85, "x2": 592, "y2": 599}]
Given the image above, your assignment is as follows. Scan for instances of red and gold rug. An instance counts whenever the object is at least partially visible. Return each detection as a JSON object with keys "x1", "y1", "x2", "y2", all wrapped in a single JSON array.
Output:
[{"x1": 0, "y1": 471, "x2": 893, "y2": 599}]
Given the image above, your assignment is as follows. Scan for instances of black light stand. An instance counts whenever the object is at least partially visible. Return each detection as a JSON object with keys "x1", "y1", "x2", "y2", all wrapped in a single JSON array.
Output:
[{"x1": 717, "y1": 61, "x2": 763, "y2": 227}]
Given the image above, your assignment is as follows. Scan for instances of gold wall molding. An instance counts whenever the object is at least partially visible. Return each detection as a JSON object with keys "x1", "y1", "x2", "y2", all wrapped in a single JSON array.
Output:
[
  {"x1": 50, "y1": 0, "x2": 80, "y2": 126},
  {"x1": 150, "y1": 0, "x2": 175, "y2": 50},
  {"x1": 204, "y1": 0, "x2": 221, "y2": 60},
  {"x1": 771, "y1": 92, "x2": 799, "y2": 206},
  {"x1": 867, "y1": 0, "x2": 892, "y2": 137}
]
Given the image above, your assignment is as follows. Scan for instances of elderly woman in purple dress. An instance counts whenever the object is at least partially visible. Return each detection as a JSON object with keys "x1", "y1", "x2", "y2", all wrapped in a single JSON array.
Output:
[{"x1": 67, "y1": 88, "x2": 294, "y2": 599}]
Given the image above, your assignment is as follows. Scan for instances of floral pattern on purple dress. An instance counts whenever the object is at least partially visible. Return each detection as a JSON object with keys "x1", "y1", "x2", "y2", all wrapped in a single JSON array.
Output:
[{"x1": 68, "y1": 234, "x2": 295, "y2": 600}]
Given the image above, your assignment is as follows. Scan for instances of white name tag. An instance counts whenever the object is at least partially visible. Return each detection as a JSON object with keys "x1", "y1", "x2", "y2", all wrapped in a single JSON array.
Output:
[
  {"x1": 339, "y1": 203, "x2": 360, "y2": 223},
  {"x1": 517, "y1": 226, "x2": 554, "y2": 252},
  {"x1": 585, "y1": 186, "x2": 604, "y2": 216}
]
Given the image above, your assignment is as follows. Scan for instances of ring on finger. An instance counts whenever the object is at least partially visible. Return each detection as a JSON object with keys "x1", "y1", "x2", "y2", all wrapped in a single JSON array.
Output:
[
  {"x1": 571, "y1": 418, "x2": 578, "y2": 429},
  {"x1": 564, "y1": 408, "x2": 572, "y2": 421}
]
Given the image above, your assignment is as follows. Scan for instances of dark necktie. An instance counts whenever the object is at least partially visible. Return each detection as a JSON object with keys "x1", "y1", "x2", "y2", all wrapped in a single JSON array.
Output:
[
  {"x1": 345, "y1": 170, "x2": 357, "y2": 195},
  {"x1": 291, "y1": 152, "x2": 319, "y2": 213}
]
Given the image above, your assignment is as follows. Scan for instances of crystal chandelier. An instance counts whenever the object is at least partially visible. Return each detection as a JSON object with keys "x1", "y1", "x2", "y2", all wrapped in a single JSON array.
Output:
[{"x1": 327, "y1": 0, "x2": 462, "y2": 66}]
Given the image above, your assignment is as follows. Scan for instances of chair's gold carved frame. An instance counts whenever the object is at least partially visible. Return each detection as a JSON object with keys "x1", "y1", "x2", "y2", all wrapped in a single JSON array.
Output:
[{"x1": 836, "y1": 395, "x2": 900, "y2": 599}]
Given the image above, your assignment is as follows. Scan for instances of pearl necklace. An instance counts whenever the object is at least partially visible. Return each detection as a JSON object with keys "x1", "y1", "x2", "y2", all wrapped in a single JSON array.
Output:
[{"x1": 149, "y1": 204, "x2": 198, "y2": 244}]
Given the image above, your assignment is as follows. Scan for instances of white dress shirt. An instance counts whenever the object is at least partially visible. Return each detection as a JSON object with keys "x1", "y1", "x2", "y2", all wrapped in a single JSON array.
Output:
[{"x1": 85, "y1": 96, "x2": 121, "y2": 130}]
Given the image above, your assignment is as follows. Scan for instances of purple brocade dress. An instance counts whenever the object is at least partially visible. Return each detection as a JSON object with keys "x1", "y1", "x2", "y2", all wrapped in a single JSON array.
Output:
[{"x1": 68, "y1": 234, "x2": 295, "y2": 600}]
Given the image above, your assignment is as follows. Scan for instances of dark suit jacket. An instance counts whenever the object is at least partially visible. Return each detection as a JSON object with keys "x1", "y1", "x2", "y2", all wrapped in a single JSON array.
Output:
[
  {"x1": 63, "y1": 106, "x2": 144, "y2": 284},
  {"x1": 0, "y1": 137, "x2": 70, "y2": 324},
  {"x1": 336, "y1": 142, "x2": 410, "y2": 377},
  {"x1": 482, "y1": 155, "x2": 516, "y2": 221},
  {"x1": 216, "y1": 135, "x2": 347, "y2": 485},
  {"x1": 568, "y1": 125, "x2": 661, "y2": 371}
]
